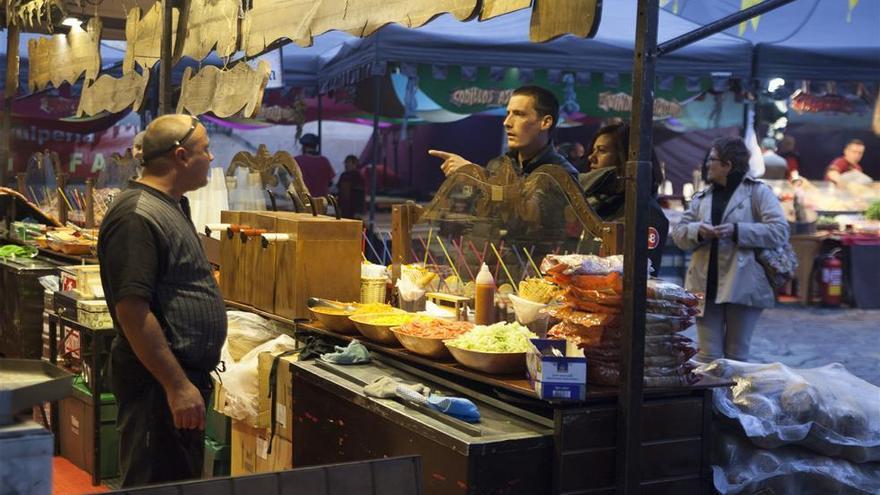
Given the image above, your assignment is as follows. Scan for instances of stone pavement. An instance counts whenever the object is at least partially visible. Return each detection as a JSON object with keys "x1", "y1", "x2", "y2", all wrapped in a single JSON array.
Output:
[{"x1": 683, "y1": 305, "x2": 880, "y2": 387}]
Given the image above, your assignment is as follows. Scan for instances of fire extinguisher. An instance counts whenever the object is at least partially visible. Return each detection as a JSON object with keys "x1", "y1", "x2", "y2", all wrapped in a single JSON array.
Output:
[{"x1": 819, "y1": 248, "x2": 844, "y2": 307}]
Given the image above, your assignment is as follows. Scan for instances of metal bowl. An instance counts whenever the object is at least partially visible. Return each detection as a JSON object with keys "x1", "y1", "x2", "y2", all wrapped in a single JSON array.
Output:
[
  {"x1": 390, "y1": 329, "x2": 452, "y2": 359},
  {"x1": 309, "y1": 307, "x2": 357, "y2": 334},
  {"x1": 349, "y1": 314, "x2": 406, "y2": 345},
  {"x1": 444, "y1": 344, "x2": 527, "y2": 375}
]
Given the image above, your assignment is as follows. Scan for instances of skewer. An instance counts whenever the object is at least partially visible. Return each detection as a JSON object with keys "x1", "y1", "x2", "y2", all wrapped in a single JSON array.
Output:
[
  {"x1": 524, "y1": 247, "x2": 541, "y2": 277},
  {"x1": 510, "y1": 244, "x2": 527, "y2": 280},
  {"x1": 417, "y1": 237, "x2": 442, "y2": 273},
  {"x1": 436, "y1": 236, "x2": 461, "y2": 283},
  {"x1": 410, "y1": 248, "x2": 423, "y2": 270},
  {"x1": 494, "y1": 240, "x2": 505, "y2": 280},
  {"x1": 74, "y1": 188, "x2": 85, "y2": 210},
  {"x1": 417, "y1": 237, "x2": 446, "y2": 292},
  {"x1": 423, "y1": 227, "x2": 433, "y2": 266},
  {"x1": 380, "y1": 231, "x2": 392, "y2": 265},
  {"x1": 452, "y1": 238, "x2": 475, "y2": 281},
  {"x1": 490, "y1": 242, "x2": 517, "y2": 293},
  {"x1": 362, "y1": 230, "x2": 383, "y2": 263},
  {"x1": 466, "y1": 239, "x2": 485, "y2": 265},
  {"x1": 57, "y1": 187, "x2": 74, "y2": 211}
]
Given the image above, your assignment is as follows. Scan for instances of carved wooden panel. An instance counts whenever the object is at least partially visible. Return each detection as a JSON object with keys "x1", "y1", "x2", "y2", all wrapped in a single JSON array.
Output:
[
  {"x1": 226, "y1": 145, "x2": 312, "y2": 211},
  {"x1": 480, "y1": 0, "x2": 531, "y2": 20},
  {"x1": 177, "y1": 61, "x2": 271, "y2": 118},
  {"x1": 310, "y1": 0, "x2": 478, "y2": 37},
  {"x1": 240, "y1": 0, "x2": 322, "y2": 55},
  {"x1": 530, "y1": 0, "x2": 601, "y2": 42},
  {"x1": 7, "y1": 0, "x2": 65, "y2": 30},
  {"x1": 27, "y1": 17, "x2": 102, "y2": 92},
  {"x1": 175, "y1": 0, "x2": 240, "y2": 63},
  {"x1": 124, "y1": 2, "x2": 179, "y2": 73},
  {"x1": 77, "y1": 70, "x2": 151, "y2": 117},
  {"x1": 241, "y1": 0, "x2": 478, "y2": 55}
]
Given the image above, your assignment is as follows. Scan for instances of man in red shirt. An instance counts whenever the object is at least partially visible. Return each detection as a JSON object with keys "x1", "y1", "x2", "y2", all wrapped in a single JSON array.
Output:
[
  {"x1": 295, "y1": 133, "x2": 335, "y2": 197},
  {"x1": 825, "y1": 139, "x2": 866, "y2": 185}
]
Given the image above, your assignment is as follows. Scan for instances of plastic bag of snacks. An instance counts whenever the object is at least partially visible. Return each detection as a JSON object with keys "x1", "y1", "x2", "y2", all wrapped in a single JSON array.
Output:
[
  {"x1": 712, "y1": 431, "x2": 880, "y2": 494},
  {"x1": 701, "y1": 360, "x2": 880, "y2": 463}
]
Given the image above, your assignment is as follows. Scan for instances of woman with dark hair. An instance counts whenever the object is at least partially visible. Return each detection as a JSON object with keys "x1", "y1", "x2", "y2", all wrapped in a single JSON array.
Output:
[
  {"x1": 672, "y1": 136, "x2": 788, "y2": 363},
  {"x1": 582, "y1": 121, "x2": 668, "y2": 272}
]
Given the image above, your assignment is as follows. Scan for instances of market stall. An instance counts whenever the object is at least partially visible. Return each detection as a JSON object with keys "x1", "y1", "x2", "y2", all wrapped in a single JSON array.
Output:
[
  {"x1": 206, "y1": 146, "x2": 734, "y2": 494},
  {"x1": 765, "y1": 177, "x2": 880, "y2": 307}
]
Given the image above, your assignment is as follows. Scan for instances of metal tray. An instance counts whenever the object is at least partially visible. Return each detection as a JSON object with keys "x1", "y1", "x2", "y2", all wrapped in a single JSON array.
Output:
[{"x1": 0, "y1": 359, "x2": 75, "y2": 425}]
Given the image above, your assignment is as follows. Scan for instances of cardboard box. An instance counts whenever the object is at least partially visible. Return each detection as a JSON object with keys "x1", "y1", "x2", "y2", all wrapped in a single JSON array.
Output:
[
  {"x1": 255, "y1": 431, "x2": 293, "y2": 473},
  {"x1": 214, "y1": 351, "x2": 298, "y2": 430},
  {"x1": 230, "y1": 418, "x2": 292, "y2": 475},
  {"x1": 527, "y1": 339, "x2": 587, "y2": 401},
  {"x1": 257, "y1": 351, "x2": 298, "y2": 435},
  {"x1": 270, "y1": 354, "x2": 297, "y2": 442},
  {"x1": 230, "y1": 419, "x2": 259, "y2": 476}
]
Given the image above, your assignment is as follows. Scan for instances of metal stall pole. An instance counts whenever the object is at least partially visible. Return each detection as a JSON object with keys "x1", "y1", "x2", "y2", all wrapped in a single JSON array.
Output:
[
  {"x1": 158, "y1": 0, "x2": 174, "y2": 115},
  {"x1": 655, "y1": 0, "x2": 798, "y2": 146},
  {"x1": 369, "y1": 75, "x2": 381, "y2": 230},
  {"x1": 617, "y1": 1, "x2": 658, "y2": 492},
  {"x1": 2, "y1": 24, "x2": 20, "y2": 187},
  {"x1": 317, "y1": 92, "x2": 323, "y2": 154},
  {"x1": 621, "y1": 2, "x2": 797, "y2": 494}
]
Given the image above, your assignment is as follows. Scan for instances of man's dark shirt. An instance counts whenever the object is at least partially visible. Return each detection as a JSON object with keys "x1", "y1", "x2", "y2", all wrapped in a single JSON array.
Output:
[
  {"x1": 98, "y1": 181, "x2": 227, "y2": 374},
  {"x1": 486, "y1": 142, "x2": 580, "y2": 180}
]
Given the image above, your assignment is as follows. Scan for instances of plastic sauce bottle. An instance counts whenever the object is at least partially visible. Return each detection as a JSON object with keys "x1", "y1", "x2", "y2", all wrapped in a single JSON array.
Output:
[{"x1": 474, "y1": 263, "x2": 496, "y2": 325}]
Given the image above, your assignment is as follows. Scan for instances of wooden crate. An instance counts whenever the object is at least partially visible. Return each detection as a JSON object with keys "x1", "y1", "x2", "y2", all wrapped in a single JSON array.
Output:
[
  {"x1": 219, "y1": 210, "x2": 242, "y2": 302},
  {"x1": 269, "y1": 212, "x2": 362, "y2": 320}
]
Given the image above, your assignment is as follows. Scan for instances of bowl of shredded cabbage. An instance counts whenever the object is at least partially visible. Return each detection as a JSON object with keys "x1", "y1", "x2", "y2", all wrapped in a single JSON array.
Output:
[{"x1": 444, "y1": 322, "x2": 537, "y2": 375}]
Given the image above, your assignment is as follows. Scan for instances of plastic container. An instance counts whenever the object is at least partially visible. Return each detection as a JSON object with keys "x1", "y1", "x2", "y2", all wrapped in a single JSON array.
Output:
[{"x1": 474, "y1": 263, "x2": 495, "y2": 326}]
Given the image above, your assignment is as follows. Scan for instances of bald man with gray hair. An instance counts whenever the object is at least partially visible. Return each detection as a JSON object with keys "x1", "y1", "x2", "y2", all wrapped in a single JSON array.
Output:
[{"x1": 98, "y1": 114, "x2": 225, "y2": 486}]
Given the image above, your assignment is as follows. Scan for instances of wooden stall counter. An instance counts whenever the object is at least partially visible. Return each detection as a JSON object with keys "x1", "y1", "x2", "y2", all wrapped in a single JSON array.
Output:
[{"x1": 293, "y1": 320, "x2": 732, "y2": 495}]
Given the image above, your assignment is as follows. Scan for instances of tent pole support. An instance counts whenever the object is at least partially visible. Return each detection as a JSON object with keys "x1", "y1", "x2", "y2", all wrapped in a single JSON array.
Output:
[
  {"x1": 369, "y1": 75, "x2": 381, "y2": 231},
  {"x1": 657, "y1": 0, "x2": 797, "y2": 57},
  {"x1": 317, "y1": 92, "x2": 323, "y2": 154},
  {"x1": 159, "y1": 0, "x2": 174, "y2": 115},
  {"x1": 2, "y1": 24, "x2": 20, "y2": 186},
  {"x1": 619, "y1": 1, "x2": 657, "y2": 493},
  {"x1": 742, "y1": 52, "x2": 761, "y2": 138}
]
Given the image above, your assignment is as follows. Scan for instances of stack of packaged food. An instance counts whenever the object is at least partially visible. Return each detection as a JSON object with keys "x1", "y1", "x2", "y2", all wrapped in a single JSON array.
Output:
[{"x1": 540, "y1": 254, "x2": 701, "y2": 387}]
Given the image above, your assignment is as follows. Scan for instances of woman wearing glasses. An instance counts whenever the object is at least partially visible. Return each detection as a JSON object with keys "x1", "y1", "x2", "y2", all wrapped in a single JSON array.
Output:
[{"x1": 672, "y1": 136, "x2": 788, "y2": 363}]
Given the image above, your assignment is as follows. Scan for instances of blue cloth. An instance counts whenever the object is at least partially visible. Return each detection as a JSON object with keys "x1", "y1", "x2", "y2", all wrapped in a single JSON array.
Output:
[
  {"x1": 320, "y1": 340, "x2": 371, "y2": 364},
  {"x1": 426, "y1": 395, "x2": 481, "y2": 423}
]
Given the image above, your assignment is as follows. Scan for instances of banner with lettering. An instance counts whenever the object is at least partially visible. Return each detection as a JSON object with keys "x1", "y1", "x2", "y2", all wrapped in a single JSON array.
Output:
[
  {"x1": 416, "y1": 66, "x2": 744, "y2": 129},
  {"x1": 2, "y1": 90, "x2": 136, "y2": 182}
]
